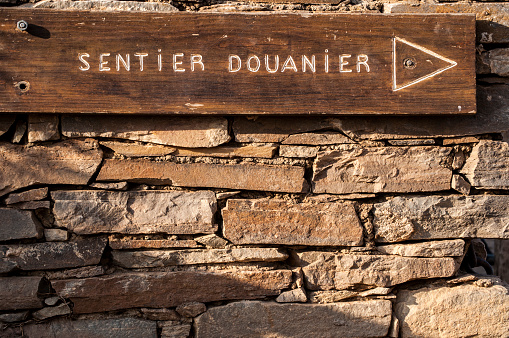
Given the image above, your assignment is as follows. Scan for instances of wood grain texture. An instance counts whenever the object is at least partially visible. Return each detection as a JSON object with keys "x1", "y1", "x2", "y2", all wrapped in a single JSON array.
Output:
[{"x1": 0, "y1": 9, "x2": 475, "y2": 115}]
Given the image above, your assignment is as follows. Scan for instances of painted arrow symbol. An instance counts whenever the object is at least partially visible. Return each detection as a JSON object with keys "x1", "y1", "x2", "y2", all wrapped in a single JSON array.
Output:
[{"x1": 392, "y1": 37, "x2": 457, "y2": 92}]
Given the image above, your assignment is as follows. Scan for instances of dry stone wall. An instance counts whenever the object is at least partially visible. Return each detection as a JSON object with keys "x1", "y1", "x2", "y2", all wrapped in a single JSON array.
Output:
[{"x1": 1, "y1": 0, "x2": 509, "y2": 337}]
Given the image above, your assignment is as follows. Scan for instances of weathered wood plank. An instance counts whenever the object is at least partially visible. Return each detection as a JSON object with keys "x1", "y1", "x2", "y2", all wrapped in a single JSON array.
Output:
[{"x1": 0, "y1": 9, "x2": 475, "y2": 115}]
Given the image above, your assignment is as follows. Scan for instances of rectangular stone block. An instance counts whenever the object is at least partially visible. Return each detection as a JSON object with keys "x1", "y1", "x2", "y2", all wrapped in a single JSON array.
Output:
[
  {"x1": 0, "y1": 238, "x2": 106, "y2": 273},
  {"x1": 52, "y1": 270, "x2": 292, "y2": 313},
  {"x1": 52, "y1": 190, "x2": 217, "y2": 235},
  {"x1": 222, "y1": 199, "x2": 363, "y2": 246},
  {"x1": 296, "y1": 251, "x2": 457, "y2": 290},
  {"x1": 0, "y1": 208, "x2": 42, "y2": 241},
  {"x1": 22, "y1": 318, "x2": 158, "y2": 338},
  {"x1": 0, "y1": 276, "x2": 43, "y2": 311},
  {"x1": 386, "y1": 3, "x2": 509, "y2": 44},
  {"x1": 279, "y1": 145, "x2": 319, "y2": 158},
  {"x1": 0, "y1": 139, "x2": 102, "y2": 197},
  {"x1": 62, "y1": 115, "x2": 230, "y2": 148},
  {"x1": 373, "y1": 195, "x2": 509, "y2": 242},
  {"x1": 376, "y1": 240, "x2": 465, "y2": 257},
  {"x1": 97, "y1": 159, "x2": 307, "y2": 193},
  {"x1": 312, "y1": 145, "x2": 452, "y2": 194},
  {"x1": 112, "y1": 248, "x2": 288, "y2": 268},
  {"x1": 461, "y1": 140, "x2": 509, "y2": 189},
  {"x1": 195, "y1": 300, "x2": 392, "y2": 338}
]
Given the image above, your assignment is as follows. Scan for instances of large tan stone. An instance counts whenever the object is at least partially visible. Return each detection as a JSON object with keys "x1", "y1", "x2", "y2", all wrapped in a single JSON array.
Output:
[
  {"x1": 222, "y1": 199, "x2": 363, "y2": 246},
  {"x1": 52, "y1": 190, "x2": 217, "y2": 235},
  {"x1": 112, "y1": 248, "x2": 288, "y2": 268},
  {"x1": 386, "y1": 3, "x2": 509, "y2": 44},
  {"x1": 52, "y1": 270, "x2": 292, "y2": 313},
  {"x1": 373, "y1": 195, "x2": 509, "y2": 242},
  {"x1": 195, "y1": 300, "x2": 392, "y2": 338},
  {"x1": 0, "y1": 139, "x2": 102, "y2": 197},
  {"x1": 97, "y1": 159, "x2": 307, "y2": 193},
  {"x1": 0, "y1": 277, "x2": 43, "y2": 311},
  {"x1": 21, "y1": 318, "x2": 158, "y2": 338},
  {"x1": 0, "y1": 209, "x2": 42, "y2": 241},
  {"x1": 296, "y1": 252, "x2": 457, "y2": 290},
  {"x1": 376, "y1": 240, "x2": 465, "y2": 258},
  {"x1": 395, "y1": 277, "x2": 509, "y2": 338},
  {"x1": 62, "y1": 115, "x2": 229, "y2": 148},
  {"x1": 0, "y1": 238, "x2": 106, "y2": 273},
  {"x1": 312, "y1": 145, "x2": 452, "y2": 194},
  {"x1": 461, "y1": 140, "x2": 509, "y2": 189}
]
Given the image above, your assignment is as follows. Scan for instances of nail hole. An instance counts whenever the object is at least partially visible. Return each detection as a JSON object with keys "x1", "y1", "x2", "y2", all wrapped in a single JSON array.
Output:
[{"x1": 15, "y1": 81, "x2": 30, "y2": 93}]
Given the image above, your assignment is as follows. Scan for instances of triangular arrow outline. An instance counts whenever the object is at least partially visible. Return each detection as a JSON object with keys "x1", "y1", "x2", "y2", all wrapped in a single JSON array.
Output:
[{"x1": 392, "y1": 37, "x2": 457, "y2": 92}]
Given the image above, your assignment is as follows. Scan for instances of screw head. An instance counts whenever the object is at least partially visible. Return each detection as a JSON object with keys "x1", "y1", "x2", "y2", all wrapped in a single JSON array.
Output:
[
  {"x1": 17, "y1": 20, "x2": 28, "y2": 31},
  {"x1": 403, "y1": 58, "x2": 416, "y2": 69}
]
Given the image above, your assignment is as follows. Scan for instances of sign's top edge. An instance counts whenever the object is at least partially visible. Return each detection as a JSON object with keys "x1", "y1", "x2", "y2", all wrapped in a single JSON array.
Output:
[{"x1": 0, "y1": 7, "x2": 477, "y2": 17}]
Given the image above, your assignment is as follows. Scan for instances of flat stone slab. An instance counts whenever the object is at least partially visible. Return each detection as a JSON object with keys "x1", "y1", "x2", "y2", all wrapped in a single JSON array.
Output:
[
  {"x1": 282, "y1": 131, "x2": 355, "y2": 145},
  {"x1": 312, "y1": 145, "x2": 452, "y2": 194},
  {"x1": 461, "y1": 140, "x2": 509, "y2": 189},
  {"x1": 195, "y1": 300, "x2": 392, "y2": 338},
  {"x1": 395, "y1": 277, "x2": 509, "y2": 338},
  {"x1": 0, "y1": 276, "x2": 43, "y2": 311},
  {"x1": 295, "y1": 252, "x2": 457, "y2": 290},
  {"x1": 52, "y1": 190, "x2": 217, "y2": 235},
  {"x1": 376, "y1": 240, "x2": 465, "y2": 257},
  {"x1": 0, "y1": 238, "x2": 106, "y2": 272},
  {"x1": 222, "y1": 199, "x2": 363, "y2": 246},
  {"x1": 97, "y1": 159, "x2": 307, "y2": 193},
  {"x1": 0, "y1": 208, "x2": 42, "y2": 241},
  {"x1": 109, "y1": 236, "x2": 200, "y2": 250},
  {"x1": 0, "y1": 139, "x2": 102, "y2": 197},
  {"x1": 5, "y1": 187, "x2": 48, "y2": 204},
  {"x1": 52, "y1": 270, "x2": 292, "y2": 313},
  {"x1": 373, "y1": 195, "x2": 509, "y2": 242},
  {"x1": 233, "y1": 116, "x2": 328, "y2": 143},
  {"x1": 174, "y1": 144, "x2": 277, "y2": 158},
  {"x1": 21, "y1": 318, "x2": 158, "y2": 338},
  {"x1": 62, "y1": 115, "x2": 229, "y2": 148},
  {"x1": 112, "y1": 248, "x2": 288, "y2": 268}
]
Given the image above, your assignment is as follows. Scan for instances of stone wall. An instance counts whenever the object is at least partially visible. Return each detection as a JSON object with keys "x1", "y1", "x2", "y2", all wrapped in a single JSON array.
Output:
[{"x1": 1, "y1": 0, "x2": 509, "y2": 337}]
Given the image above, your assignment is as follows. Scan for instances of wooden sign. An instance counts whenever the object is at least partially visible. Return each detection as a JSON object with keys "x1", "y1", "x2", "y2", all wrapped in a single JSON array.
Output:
[{"x1": 0, "y1": 9, "x2": 475, "y2": 115}]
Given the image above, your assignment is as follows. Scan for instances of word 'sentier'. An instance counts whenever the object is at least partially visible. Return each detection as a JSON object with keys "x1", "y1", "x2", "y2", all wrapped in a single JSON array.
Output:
[{"x1": 0, "y1": 9, "x2": 475, "y2": 115}]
